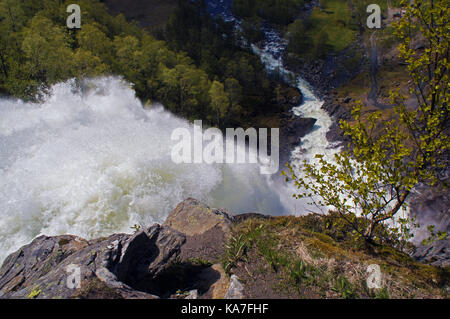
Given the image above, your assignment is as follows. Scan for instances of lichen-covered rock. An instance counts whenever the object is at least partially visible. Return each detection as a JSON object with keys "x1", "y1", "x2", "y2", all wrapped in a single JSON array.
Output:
[
  {"x1": 207, "y1": 264, "x2": 231, "y2": 299},
  {"x1": 164, "y1": 198, "x2": 234, "y2": 236},
  {"x1": 0, "y1": 225, "x2": 185, "y2": 299},
  {"x1": 164, "y1": 199, "x2": 234, "y2": 264},
  {"x1": 0, "y1": 199, "x2": 235, "y2": 299},
  {"x1": 413, "y1": 239, "x2": 450, "y2": 267}
]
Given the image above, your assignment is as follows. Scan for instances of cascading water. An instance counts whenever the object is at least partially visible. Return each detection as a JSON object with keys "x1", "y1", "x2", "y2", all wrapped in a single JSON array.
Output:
[
  {"x1": 0, "y1": 77, "x2": 288, "y2": 263},
  {"x1": 247, "y1": 20, "x2": 341, "y2": 215},
  {"x1": 205, "y1": 0, "x2": 340, "y2": 172},
  {"x1": 0, "y1": 2, "x2": 341, "y2": 264}
]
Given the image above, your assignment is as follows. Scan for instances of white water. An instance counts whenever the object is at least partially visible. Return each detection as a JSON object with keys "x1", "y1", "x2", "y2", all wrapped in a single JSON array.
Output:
[
  {"x1": 0, "y1": 77, "x2": 289, "y2": 263},
  {"x1": 207, "y1": 0, "x2": 340, "y2": 212},
  {"x1": 251, "y1": 44, "x2": 340, "y2": 213},
  {"x1": 0, "y1": 19, "x2": 340, "y2": 265}
]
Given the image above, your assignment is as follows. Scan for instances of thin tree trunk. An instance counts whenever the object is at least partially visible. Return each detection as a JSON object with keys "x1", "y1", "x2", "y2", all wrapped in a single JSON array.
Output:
[{"x1": 364, "y1": 190, "x2": 410, "y2": 241}]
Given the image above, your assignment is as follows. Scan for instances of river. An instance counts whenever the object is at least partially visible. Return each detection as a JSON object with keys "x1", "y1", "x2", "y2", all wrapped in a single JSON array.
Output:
[{"x1": 0, "y1": 1, "x2": 339, "y2": 263}]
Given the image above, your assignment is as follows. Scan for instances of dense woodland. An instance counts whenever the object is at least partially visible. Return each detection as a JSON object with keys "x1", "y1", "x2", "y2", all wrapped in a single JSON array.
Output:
[
  {"x1": 0, "y1": 0, "x2": 284, "y2": 128},
  {"x1": 0, "y1": 0, "x2": 410, "y2": 125},
  {"x1": 162, "y1": 0, "x2": 281, "y2": 126}
]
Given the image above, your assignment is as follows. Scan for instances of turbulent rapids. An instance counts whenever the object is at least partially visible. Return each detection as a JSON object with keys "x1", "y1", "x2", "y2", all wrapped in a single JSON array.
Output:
[
  {"x1": 0, "y1": 77, "x2": 289, "y2": 263},
  {"x1": 0, "y1": 2, "x2": 339, "y2": 264}
]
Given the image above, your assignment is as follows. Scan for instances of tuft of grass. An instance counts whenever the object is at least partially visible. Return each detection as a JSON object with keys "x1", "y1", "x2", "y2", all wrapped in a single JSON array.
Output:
[
  {"x1": 374, "y1": 287, "x2": 390, "y2": 299},
  {"x1": 307, "y1": 0, "x2": 357, "y2": 52},
  {"x1": 223, "y1": 233, "x2": 251, "y2": 274},
  {"x1": 332, "y1": 276, "x2": 356, "y2": 299},
  {"x1": 188, "y1": 257, "x2": 213, "y2": 267}
]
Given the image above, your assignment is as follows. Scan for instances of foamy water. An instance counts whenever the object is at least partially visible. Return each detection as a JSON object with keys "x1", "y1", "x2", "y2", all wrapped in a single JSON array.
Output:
[
  {"x1": 0, "y1": 25, "x2": 340, "y2": 264},
  {"x1": 251, "y1": 45, "x2": 340, "y2": 213},
  {"x1": 0, "y1": 77, "x2": 289, "y2": 263}
]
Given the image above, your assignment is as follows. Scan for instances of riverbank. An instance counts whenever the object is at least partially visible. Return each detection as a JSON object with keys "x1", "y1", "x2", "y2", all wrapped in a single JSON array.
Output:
[{"x1": 1, "y1": 198, "x2": 447, "y2": 299}]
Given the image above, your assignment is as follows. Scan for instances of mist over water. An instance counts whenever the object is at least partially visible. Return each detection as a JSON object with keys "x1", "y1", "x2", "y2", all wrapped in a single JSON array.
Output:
[
  {"x1": 0, "y1": 27, "x2": 341, "y2": 264},
  {"x1": 0, "y1": 2, "x2": 343, "y2": 264},
  {"x1": 0, "y1": 77, "x2": 289, "y2": 263},
  {"x1": 250, "y1": 44, "x2": 340, "y2": 214}
]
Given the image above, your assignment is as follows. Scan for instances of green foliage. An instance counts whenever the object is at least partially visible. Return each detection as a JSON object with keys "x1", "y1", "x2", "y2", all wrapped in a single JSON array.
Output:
[
  {"x1": 163, "y1": 0, "x2": 276, "y2": 127},
  {"x1": 0, "y1": 0, "x2": 273, "y2": 127},
  {"x1": 27, "y1": 285, "x2": 42, "y2": 299},
  {"x1": 313, "y1": 30, "x2": 333, "y2": 59},
  {"x1": 287, "y1": 19, "x2": 313, "y2": 56},
  {"x1": 285, "y1": 0, "x2": 358, "y2": 58},
  {"x1": 332, "y1": 276, "x2": 355, "y2": 299},
  {"x1": 209, "y1": 80, "x2": 229, "y2": 126},
  {"x1": 422, "y1": 225, "x2": 448, "y2": 246},
  {"x1": 283, "y1": 0, "x2": 449, "y2": 244},
  {"x1": 283, "y1": 102, "x2": 419, "y2": 244},
  {"x1": 227, "y1": 216, "x2": 448, "y2": 298},
  {"x1": 374, "y1": 287, "x2": 390, "y2": 299},
  {"x1": 241, "y1": 16, "x2": 264, "y2": 44},
  {"x1": 187, "y1": 257, "x2": 213, "y2": 267},
  {"x1": 130, "y1": 224, "x2": 141, "y2": 232},
  {"x1": 224, "y1": 220, "x2": 321, "y2": 293},
  {"x1": 223, "y1": 233, "x2": 250, "y2": 274}
]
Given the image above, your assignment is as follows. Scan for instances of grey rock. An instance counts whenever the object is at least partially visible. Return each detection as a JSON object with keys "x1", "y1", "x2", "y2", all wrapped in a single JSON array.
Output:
[
  {"x1": 0, "y1": 225, "x2": 185, "y2": 299},
  {"x1": 224, "y1": 275, "x2": 245, "y2": 299},
  {"x1": 409, "y1": 185, "x2": 449, "y2": 267},
  {"x1": 413, "y1": 239, "x2": 450, "y2": 267},
  {"x1": 289, "y1": 94, "x2": 303, "y2": 106},
  {"x1": 164, "y1": 198, "x2": 234, "y2": 236},
  {"x1": 185, "y1": 289, "x2": 198, "y2": 299},
  {"x1": 285, "y1": 117, "x2": 317, "y2": 138}
]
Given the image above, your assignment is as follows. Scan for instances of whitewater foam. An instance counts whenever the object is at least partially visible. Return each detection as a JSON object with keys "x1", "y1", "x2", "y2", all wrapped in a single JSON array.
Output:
[
  {"x1": 0, "y1": 23, "x2": 340, "y2": 264},
  {"x1": 0, "y1": 77, "x2": 287, "y2": 263}
]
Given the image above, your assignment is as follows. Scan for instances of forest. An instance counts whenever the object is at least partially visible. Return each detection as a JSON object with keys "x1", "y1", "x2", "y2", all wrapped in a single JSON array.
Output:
[{"x1": 0, "y1": 0, "x2": 283, "y2": 128}]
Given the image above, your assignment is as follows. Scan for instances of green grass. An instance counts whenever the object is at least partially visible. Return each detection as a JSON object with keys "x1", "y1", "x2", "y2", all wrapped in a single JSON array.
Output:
[
  {"x1": 308, "y1": 0, "x2": 357, "y2": 52},
  {"x1": 223, "y1": 216, "x2": 449, "y2": 299},
  {"x1": 223, "y1": 220, "x2": 328, "y2": 296},
  {"x1": 306, "y1": 0, "x2": 407, "y2": 53}
]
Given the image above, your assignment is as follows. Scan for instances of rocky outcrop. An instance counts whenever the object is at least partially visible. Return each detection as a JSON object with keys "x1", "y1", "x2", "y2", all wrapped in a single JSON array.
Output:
[
  {"x1": 164, "y1": 198, "x2": 234, "y2": 237},
  {"x1": 413, "y1": 239, "x2": 450, "y2": 268},
  {"x1": 1, "y1": 198, "x2": 447, "y2": 299},
  {"x1": 322, "y1": 97, "x2": 352, "y2": 145},
  {"x1": 409, "y1": 185, "x2": 449, "y2": 267},
  {"x1": 164, "y1": 198, "x2": 233, "y2": 263},
  {"x1": 0, "y1": 224, "x2": 186, "y2": 299},
  {"x1": 163, "y1": 198, "x2": 234, "y2": 299},
  {"x1": 273, "y1": 86, "x2": 304, "y2": 110},
  {"x1": 0, "y1": 199, "x2": 237, "y2": 299},
  {"x1": 280, "y1": 115, "x2": 317, "y2": 165}
]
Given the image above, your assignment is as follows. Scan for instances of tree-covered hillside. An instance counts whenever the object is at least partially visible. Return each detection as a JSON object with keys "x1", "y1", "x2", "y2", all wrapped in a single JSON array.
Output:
[{"x1": 0, "y1": 0, "x2": 280, "y2": 128}]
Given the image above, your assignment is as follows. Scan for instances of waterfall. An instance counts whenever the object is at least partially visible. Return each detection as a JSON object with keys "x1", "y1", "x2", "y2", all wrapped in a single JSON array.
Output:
[{"x1": 0, "y1": 77, "x2": 288, "y2": 263}]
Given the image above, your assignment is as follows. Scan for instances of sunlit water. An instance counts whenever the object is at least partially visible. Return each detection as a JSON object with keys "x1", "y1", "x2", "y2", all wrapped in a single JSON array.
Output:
[
  {"x1": 0, "y1": 77, "x2": 292, "y2": 263},
  {"x1": 0, "y1": 5, "x2": 341, "y2": 264}
]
